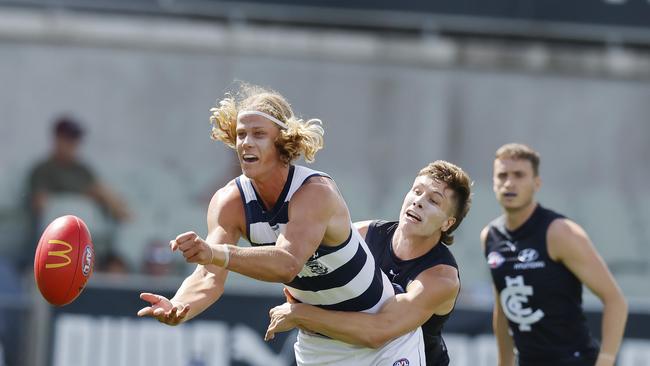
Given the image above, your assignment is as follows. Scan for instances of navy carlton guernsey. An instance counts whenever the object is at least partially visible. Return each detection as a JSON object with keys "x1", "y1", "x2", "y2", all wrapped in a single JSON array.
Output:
[
  {"x1": 366, "y1": 220, "x2": 459, "y2": 366},
  {"x1": 484, "y1": 204, "x2": 598, "y2": 364}
]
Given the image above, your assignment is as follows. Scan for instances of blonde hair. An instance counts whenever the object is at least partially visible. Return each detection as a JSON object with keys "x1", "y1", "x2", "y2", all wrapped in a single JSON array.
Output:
[
  {"x1": 417, "y1": 160, "x2": 472, "y2": 246},
  {"x1": 495, "y1": 143, "x2": 541, "y2": 176},
  {"x1": 209, "y1": 83, "x2": 324, "y2": 164}
]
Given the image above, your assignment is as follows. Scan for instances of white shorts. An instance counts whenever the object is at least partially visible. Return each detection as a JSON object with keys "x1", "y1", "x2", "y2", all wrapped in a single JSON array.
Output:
[{"x1": 294, "y1": 327, "x2": 424, "y2": 366}]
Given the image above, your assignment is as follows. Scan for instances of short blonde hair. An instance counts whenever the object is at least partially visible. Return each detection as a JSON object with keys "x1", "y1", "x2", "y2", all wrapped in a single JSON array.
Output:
[
  {"x1": 209, "y1": 83, "x2": 324, "y2": 164},
  {"x1": 417, "y1": 160, "x2": 472, "y2": 246},
  {"x1": 495, "y1": 143, "x2": 540, "y2": 176}
]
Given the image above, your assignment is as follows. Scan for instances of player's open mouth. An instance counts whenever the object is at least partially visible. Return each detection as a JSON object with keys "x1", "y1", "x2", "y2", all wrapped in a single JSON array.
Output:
[
  {"x1": 405, "y1": 210, "x2": 422, "y2": 222},
  {"x1": 503, "y1": 192, "x2": 517, "y2": 198},
  {"x1": 242, "y1": 154, "x2": 259, "y2": 163}
]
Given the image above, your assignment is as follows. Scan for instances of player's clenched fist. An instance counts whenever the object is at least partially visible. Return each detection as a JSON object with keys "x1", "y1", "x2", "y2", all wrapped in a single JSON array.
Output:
[{"x1": 170, "y1": 231, "x2": 214, "y2": 265}]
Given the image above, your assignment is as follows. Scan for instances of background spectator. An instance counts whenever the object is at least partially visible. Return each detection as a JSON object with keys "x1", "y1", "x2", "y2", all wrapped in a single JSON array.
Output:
[{"x1": 25, "y1": 115, "x2": 131, "y2": 267}]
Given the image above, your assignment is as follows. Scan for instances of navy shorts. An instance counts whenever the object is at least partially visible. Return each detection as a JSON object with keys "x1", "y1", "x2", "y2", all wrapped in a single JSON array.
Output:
[{"x1": 518, "y1": 349, "x2": 599, "y2": 366}]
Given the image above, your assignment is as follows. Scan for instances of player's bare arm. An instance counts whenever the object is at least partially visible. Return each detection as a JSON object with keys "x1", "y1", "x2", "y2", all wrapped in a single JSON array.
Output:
[
  {"x1": 481, "y1": 226, "x2": 515, "y2": 366},
  {"x1": 266, "y1": 264, "x2": 458, "y2": 348},
  {"x1": 547, "y1": 218, "x2": 628, "y2": 366},
  {"x1": 137, "y1": 180, "x2": 243, "y2": 325},
  {"x1": 174, "y1": 178, "x2": 341, "y2": 283}
]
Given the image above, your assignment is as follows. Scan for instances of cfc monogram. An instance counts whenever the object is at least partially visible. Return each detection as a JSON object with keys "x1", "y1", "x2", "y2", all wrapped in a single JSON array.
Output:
[{"x1": 500, "y1": 275, "x2": 544, "y2": 331}]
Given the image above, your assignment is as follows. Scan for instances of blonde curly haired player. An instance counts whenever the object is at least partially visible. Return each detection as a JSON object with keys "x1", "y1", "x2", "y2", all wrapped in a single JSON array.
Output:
[
  {"x1": 138, "y1": 83, "x2": 425, "y2": 366},
  {"x1": 209, "y1": 83, "x2": 324, "y2": 164}
]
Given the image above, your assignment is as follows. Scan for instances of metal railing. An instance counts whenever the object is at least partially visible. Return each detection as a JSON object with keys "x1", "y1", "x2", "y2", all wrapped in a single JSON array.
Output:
[{"x1": 1, "y1": 0, "x2": 650, "y2": 46}]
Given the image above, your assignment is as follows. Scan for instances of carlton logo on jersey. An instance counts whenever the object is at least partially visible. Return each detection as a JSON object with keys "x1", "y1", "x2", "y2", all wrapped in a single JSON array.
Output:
[
  {"x1": 392, "y1": 358, "x2": 409, "y2": 366},
  {"x1": 500, "y1": 275, "x2": 544, "y2": 331}
]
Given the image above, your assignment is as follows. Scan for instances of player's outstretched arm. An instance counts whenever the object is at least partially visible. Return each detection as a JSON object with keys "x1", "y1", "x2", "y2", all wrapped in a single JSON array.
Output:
[
  {"x1": 174, "y1": 180, "x2": 338, "y2": 283},
  {"x1": 138, "y1": 182, "x2": 243, "y2": 325},
  {"x1": 265, "y1": 266, "x2": 459, "y2": 348},
  {"x1": 137, "y1": 292, "x2": 190, "y2": 325},
  {"x1": 547, "y1": 219, "x2": 628, "y2": 366}
]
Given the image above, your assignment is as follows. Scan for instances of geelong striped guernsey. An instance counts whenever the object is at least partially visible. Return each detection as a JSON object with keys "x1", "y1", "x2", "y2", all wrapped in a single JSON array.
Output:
[{"x1": 235, "y1": 165, "x2": 395, "y2": 313}]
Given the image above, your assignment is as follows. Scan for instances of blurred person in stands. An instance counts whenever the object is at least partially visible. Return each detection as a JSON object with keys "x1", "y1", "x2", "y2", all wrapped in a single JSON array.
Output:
[
  {"x1": 98, "y1": 250, "x2": 130, "y2": 275},
  {"x1": 137, "y1": 83, "x2": 425, "y2": 365},
  {"x1": 142, "y1": 240, "x2": 177, "y2": 276},
  {"x1": 481, "y1": 143, "x2": 627, "y2": 366},
  {"x1": 265, "y1": 160, "x2": 472, "y2": 366},
  {"x1": 25, "y1": 115, "x2": 131, "y2": 264}
]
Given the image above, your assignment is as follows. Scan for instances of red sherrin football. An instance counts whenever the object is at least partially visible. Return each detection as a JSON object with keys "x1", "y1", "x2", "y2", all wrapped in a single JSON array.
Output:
[{"x1": 34, "y1": 215, "x2": 94, "y2": 306}]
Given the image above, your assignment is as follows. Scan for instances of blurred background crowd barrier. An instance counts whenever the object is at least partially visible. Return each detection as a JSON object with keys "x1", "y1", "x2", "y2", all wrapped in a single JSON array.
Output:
[{"x1": 0, "y1": 0, "x2": 649, "y2": 365}]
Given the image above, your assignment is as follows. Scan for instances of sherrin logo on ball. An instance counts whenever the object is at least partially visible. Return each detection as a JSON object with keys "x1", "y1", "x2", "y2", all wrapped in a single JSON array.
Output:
[
  {"x1": 34, "y1": 215, "x2": 95, "y2": 306},
  {"x1": 82, "y1": 245, "x2": 94, "y2": 277}
]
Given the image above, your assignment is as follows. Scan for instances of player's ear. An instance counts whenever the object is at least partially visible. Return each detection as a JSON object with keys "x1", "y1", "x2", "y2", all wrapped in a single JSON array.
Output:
[{"x1": 441, "y1": 217, "x2": 456, "y2": 233}]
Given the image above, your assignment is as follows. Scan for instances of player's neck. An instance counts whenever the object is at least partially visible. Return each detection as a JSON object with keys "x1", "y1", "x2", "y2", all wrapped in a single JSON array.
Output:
[
  {"x1": 392, "y1": 226, "x2": 440, "y2": 260},
  {"x1": 52, "y1": 152, "x2": 75, "y2": 165},
  {"x1": 250, "y1": 165, "x2": 290, "y2": 209},
  {"x1": 504, "y1": 200, "x2": 538, "y2": 231}
]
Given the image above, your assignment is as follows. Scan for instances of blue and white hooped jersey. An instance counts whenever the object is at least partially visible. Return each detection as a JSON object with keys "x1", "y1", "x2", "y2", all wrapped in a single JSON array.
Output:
[{"x1": 235, "y1": 164, "x2": 395, "y2": 313}]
